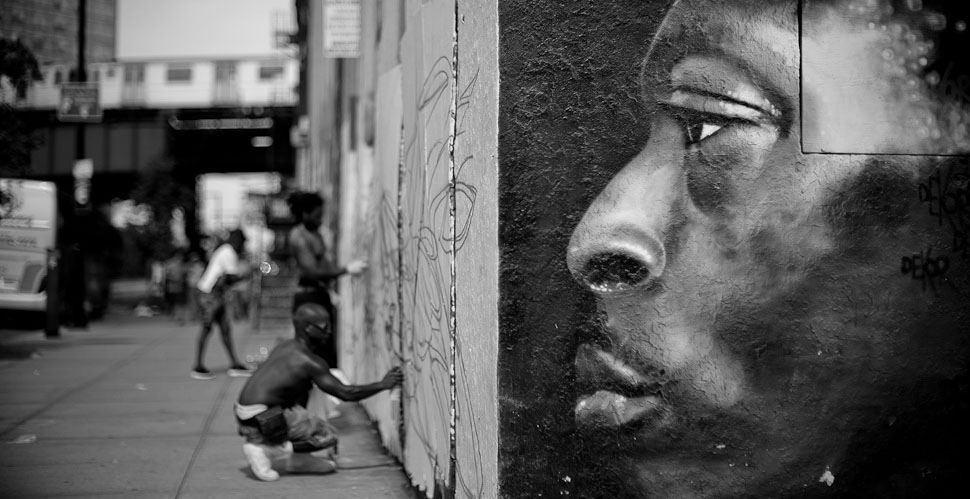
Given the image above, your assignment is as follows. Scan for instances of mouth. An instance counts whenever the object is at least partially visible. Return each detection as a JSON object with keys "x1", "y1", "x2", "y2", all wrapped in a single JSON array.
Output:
[
  {"x1": 575, "y1": 390, "x2": 663, "y2": 428},
  {"x1": 574, "y1": 344, "x2": 668, "y2": 429}
]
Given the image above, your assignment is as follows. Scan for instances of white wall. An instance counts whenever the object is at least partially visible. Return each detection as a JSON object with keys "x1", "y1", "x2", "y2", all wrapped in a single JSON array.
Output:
[
  {"x1": 116, "y1": 0, "x2": 293, "y2": 60},
  {"x1": 328, "y1": 0, "x2": 500, "y2": 497}
]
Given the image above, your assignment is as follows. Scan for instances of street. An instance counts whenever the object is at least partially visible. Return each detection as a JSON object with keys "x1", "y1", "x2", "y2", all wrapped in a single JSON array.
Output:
[{"x1": 0, "y1": 302, "x2": 414, "y2": 498}]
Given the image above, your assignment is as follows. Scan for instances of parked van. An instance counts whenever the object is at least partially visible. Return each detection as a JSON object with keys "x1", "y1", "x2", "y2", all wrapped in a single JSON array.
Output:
[{"x1": 0, "y1": 179, "x2": 58, "y2": 314}]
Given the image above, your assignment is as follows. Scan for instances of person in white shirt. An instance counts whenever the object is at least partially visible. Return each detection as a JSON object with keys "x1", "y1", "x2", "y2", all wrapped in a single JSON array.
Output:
[{"x1": 191, "y1": 229, "x2": 253, "y2": 379}]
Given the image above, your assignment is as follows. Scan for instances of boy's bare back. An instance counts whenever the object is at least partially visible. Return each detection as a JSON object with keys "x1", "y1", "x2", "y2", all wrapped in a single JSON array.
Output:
[{"x1": 237, "y1": 339, "x2": 327, "y2": 408}]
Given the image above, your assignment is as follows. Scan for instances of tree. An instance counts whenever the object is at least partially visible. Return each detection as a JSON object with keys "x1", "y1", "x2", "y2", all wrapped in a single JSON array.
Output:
[
  {"x1": 128, "y1": 159, "x2": 196, "y2": 261},
  {"x1": 0, "y1": 37, "x2": 43, "y2": 213}
]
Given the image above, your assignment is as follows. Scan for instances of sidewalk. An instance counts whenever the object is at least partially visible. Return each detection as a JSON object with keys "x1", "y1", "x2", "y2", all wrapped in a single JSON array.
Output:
[{"x1": 0, "y1": 311, "x2": 415, "y2": 498}]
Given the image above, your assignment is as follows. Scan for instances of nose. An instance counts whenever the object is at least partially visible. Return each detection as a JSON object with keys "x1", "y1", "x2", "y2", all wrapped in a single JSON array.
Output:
[{"x1": 567, "y1": 142, "x2": 683, "y2": 293}]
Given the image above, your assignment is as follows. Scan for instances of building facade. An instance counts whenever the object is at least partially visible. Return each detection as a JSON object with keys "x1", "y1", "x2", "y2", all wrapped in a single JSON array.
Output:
[
  {"x1": 20, "y1": 57, "x2": 297, "y2": 110},
  {"x1": 0, "y1": 0, "x2": 115, "y2": 65}
]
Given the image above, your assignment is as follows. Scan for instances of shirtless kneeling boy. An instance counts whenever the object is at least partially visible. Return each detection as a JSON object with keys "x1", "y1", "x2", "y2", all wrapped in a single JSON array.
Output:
[{"x1": 235, "y1": 302, "x2": 403, "y2": 481}]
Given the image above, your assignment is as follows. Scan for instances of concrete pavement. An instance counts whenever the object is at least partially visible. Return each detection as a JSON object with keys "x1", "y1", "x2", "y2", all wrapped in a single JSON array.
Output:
[{"x1": 0, "y1": 310, "x2": 415, "y2": 498}]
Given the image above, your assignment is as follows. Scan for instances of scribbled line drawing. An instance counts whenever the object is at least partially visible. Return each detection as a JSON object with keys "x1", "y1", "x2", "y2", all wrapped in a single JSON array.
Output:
[
  {"x1": 396, "y1": 51, "x2": 486, "y2": 497},
  {"x1": 400, "y1": 54, "x2": 457, "y2": 492},
  {"x1": 379, "y1": 192, "x2": 401, "y2": 349}
]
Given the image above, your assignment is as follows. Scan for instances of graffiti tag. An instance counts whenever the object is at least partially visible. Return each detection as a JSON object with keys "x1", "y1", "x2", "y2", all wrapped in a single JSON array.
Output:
[
  {"x1": 901, "y1": 247, "x2": 950, "y2": 292},
  {"x1": 918, "y1": 162, "x2": 970, "y2": 259}
]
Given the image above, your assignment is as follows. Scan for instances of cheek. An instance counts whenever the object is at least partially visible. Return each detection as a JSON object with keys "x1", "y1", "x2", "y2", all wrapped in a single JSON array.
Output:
[
  {"x1": 730, "y1": 151, "x2": 867, "y2": 269},
  {"x1": 660, "y1": 153, "x2": 872, "y2": 342},
  {"x1": 684, "y1": 128, "x2": 792, "y2": 217}
]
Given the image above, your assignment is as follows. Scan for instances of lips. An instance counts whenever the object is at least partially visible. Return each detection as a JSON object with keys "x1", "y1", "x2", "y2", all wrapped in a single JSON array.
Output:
[
  {"x1": 575, "y1": 390, "x2": 662, "y2": 427},
  {"x1": 574, "y1": 344, "x2": 666, "y2": 429}
]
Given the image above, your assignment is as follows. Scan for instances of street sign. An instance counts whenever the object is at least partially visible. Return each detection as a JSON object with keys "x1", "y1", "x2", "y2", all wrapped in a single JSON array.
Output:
[
  {"x1": 72, "y1": 159, "x2": 93, "y2": 206},
  {"x1": 58, "y1": 83, "x2": 102, "y2": 123},
  {"x1": 324, "y1": 0, "x2": 361, "y2": 58},
  {"x1": 72, "y1": 159, "x2": 93, "y2": 180}
]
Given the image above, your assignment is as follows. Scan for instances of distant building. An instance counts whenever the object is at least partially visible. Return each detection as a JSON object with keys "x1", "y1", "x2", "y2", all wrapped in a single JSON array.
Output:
[
  {"x1": 19, "y1": 56, "x2": 298, "y2": 110},
  {"x1": 1, "y1": 0, "x2": 299, "y2": 182},
  {"x1": 2, "y1": 2, "x2": 299, "y2": 250},
  {"x1": 0, "y1": 0, "x2": 116, "y2": 65}
]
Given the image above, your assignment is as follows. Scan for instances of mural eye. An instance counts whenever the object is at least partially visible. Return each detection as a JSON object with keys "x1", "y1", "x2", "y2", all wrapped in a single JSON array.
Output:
[
  {"x1": 684, "y1": 122, "x2": 724, "y2": 145},
  {"x1": 660, "y1": 104, "x2": 734, "y2": 147}
]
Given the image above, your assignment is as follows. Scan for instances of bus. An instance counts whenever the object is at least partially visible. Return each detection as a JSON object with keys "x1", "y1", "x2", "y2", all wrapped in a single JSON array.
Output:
[{"x1": 0, "y1": 179, "x2": 57, "y2": 316}]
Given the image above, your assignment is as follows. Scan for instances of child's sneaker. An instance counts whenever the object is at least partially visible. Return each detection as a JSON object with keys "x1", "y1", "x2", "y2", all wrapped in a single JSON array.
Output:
[{"x1": 243, "y1": 443, "x2": 280, "y2": 481}]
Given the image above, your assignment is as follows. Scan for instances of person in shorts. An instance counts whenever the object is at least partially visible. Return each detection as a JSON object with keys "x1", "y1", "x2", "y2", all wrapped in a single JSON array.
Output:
[
  {"x1": 234, "y1": 302, "x2": 403, "y2": 481},
  {"x1": 191, "y1": 229, "x2": 252, "y2": 379}
]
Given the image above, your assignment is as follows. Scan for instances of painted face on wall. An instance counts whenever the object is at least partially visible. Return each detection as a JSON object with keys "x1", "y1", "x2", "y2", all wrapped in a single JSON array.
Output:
[{"x1": 566, "y1": 0, "x2": 969, "y2": 497}]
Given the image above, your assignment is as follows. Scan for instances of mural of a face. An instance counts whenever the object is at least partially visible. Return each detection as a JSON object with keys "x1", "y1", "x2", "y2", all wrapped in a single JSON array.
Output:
[{"x1": 566, "y1": 0, "x2": 969, "y2": 497}]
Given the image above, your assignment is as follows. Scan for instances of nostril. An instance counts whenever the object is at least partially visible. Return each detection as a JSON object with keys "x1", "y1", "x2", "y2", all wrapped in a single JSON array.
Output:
[{"x1": 580, "y1": 252, "x2": 651, "y2": 292}]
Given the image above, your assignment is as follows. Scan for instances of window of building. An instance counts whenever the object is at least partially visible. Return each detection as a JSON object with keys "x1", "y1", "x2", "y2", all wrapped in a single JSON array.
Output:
[
  {"x1": 259, "y1": 63, "x2": 285, "y2": 81},
  {"x1": 54, "y1": 69, "x2": 63, "y2": 85},
  {"x1": 215, "y1": 61, "x2": 237, "y2": 83},
  {"x1": 166, "y1": 64, "x2": 193, "y2": 83},
  {"x1": 124, "y1": 64, "x2": 145, "y2": 84}
]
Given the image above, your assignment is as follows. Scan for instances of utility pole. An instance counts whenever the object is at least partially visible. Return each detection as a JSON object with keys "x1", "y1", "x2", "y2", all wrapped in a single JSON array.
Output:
[{"x1": 68, "y1": 0, "x2": 89, "y2": 329}]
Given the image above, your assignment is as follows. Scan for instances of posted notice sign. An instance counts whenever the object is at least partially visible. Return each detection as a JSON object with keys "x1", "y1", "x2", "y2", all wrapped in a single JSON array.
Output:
[
  {"x1": 58, "y1": 83, "x2": 102, "y2": 123},
  {"x1": 324, "y1": 0, "x2": 361, "y2": 58}
]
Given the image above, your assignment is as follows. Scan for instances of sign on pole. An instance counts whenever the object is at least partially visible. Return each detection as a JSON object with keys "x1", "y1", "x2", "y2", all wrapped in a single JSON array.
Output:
[
  {"x1": 72, "y1": 159, "x2": 93, "y2": 206},
  {"x1": 58, "y1": 83, "x2": 102, "y2": 123},
  {"x1": 324, "y1": 0, "x2": 361, "y2": 58}
]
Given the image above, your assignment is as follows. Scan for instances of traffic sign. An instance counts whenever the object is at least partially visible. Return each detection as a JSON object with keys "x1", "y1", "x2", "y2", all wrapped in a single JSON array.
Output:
[
  {"x1": 324, "y1": 0, "x2": 361, "y2": 58},
  {"x1": 58, "y1": 83, "x2": 102, "y2": 123}
]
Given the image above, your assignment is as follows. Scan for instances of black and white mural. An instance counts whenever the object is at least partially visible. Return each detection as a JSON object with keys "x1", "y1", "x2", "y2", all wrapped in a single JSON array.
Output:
[{"x1": 499, "y1": 1, "x2": 970, "y2": 497}]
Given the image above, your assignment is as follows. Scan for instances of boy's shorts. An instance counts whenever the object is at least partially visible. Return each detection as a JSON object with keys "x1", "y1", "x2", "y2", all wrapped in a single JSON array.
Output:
[
  {"x1": 198, "y1": 291, "x2": 226, "y2": 327},
  {"x1": 236, "y1": 403, "x2": 338, "y2": 452}
]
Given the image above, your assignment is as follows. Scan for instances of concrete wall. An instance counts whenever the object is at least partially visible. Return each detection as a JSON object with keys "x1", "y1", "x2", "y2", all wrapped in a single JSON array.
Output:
[
  {"x1": 498, "y1": 0, "x2": 970, "y2": 498},
  {"x1": 454, "y1": 2, "x2": 499, "y2": 497},
  {"x1": 313, "y1": 0, "x2": 968, "y2": 497},
  {"x1": 322, "y1": 1, "x2": 499, "y2": 498}
]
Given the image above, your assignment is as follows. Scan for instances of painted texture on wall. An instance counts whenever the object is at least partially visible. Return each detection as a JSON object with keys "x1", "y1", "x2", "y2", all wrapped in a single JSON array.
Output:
[
  {"x1": 336, "y1": 0, "x2": 404, "y2": 461},
  {"x1": 363, "y1": 64, "x2": 406, "y2": 456},
  {"x1": 453, "y1": 1, "x2": 499, "y2": 497},
  {"x1": 336, "y1": 0, "x2": 498, "y2": 498},
  {"x1": 397, "y1": 0, "x2": 455, "y2": 492},
  {"x1": 802, "y1": 0, "x2": 970, "y2": 154},
  {"x1": 499, "y1": 0, "x2": 970, "y2": 498}
]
